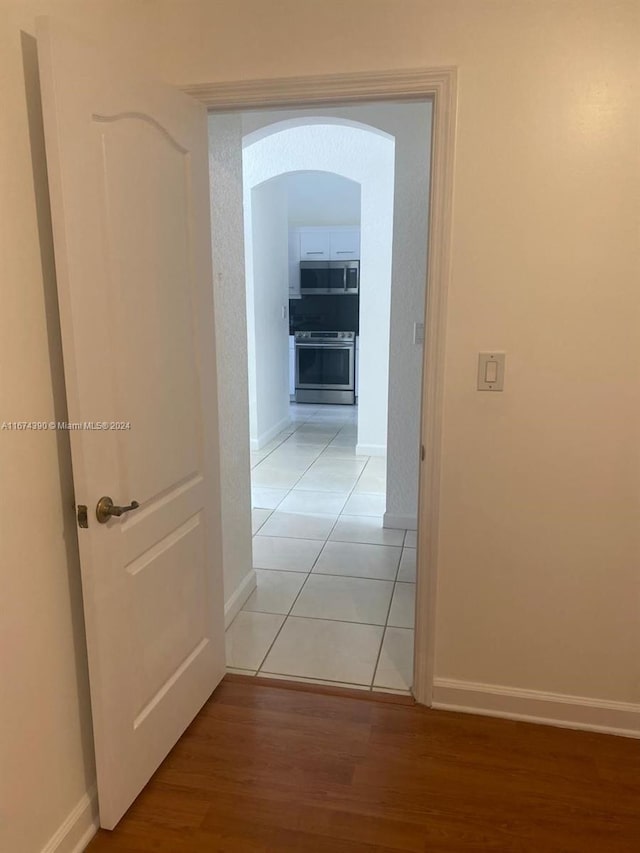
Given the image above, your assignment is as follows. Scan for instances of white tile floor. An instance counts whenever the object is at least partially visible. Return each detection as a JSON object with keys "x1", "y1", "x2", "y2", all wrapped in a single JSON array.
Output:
[{"x1": 225, "y1": 403, "x2": 416, "y2": 695}]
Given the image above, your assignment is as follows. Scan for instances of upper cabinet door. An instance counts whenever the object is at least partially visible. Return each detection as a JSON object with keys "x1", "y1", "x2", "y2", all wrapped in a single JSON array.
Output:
[
  {"x1": 37, "y1": 17, "x2": 226, "y2": 829},
  {"x1": 300, "y1": 230, "x2": 330, "y2": 259},
  {"x1": 329, "y1": 229, "x2": 361, "y2": 260}
]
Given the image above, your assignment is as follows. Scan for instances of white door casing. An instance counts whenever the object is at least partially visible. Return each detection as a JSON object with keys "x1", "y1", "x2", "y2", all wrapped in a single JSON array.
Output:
[
  {"x1": 37, "y1": 18, "x2": 225, "y2": 828},
  {"x1": 184, "y1": 67, "x2": 458, "y2": 706}
]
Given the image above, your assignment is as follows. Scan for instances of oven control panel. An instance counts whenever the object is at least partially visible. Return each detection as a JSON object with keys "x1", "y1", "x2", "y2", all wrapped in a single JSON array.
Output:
[{"x1": 295, "y1": 331, "x2": 355, "y2": 342}]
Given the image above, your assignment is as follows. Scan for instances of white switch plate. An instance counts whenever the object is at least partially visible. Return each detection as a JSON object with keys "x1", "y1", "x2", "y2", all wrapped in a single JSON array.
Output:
[
  {"x1": 477, "y1": 352, "x2": 505, "y2": 391},
  {"x1": 413, "y1": 322, "x2": 425, "y2": 345}
]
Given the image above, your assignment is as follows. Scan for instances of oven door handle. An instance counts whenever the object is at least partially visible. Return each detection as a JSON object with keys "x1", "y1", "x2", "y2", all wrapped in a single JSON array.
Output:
[{"x1": 295, "y1": 343, "x2": 355, "y2": 349}]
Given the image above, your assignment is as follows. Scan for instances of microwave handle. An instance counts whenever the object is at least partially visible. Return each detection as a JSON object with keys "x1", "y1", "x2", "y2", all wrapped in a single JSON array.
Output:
[{"x1": 343, "y1": 266, "x2": 347, "y2": 292}]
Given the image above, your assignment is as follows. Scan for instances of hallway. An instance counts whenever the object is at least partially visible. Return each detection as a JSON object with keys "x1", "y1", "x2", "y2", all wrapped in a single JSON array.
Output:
[{"x1": 225, "y1": 404, "x2": 416, "y2": 692}]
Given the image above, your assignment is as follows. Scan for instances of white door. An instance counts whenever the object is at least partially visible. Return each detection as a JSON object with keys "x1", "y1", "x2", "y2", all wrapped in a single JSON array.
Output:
[{"x1": 37, "y1": 18, "x2": 225, "y2": 829}]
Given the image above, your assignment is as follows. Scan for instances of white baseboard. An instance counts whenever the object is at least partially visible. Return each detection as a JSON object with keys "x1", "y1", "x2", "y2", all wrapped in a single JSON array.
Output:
[
  {"x1": 249, "y1": 415, "x2": 292, "y2": 451},
  {"x1": 41, "y1": 786, "x2": 99, "y2": 853},
  {"x1": 383, "y1": 512, "x2": 417, "y2": 531},
  {"x1": 432, "y1": 678, "x2": 640, "y2": 739},
  {"x1": 224, "y1": 569, "x2": 257, "y2": 628},
  {"x1": 355, "y1": 443, "x2": 386, "y2": 457}
]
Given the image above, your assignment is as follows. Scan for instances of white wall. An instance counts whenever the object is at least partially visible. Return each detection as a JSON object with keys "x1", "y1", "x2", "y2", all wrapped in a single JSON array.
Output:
[
  {"x1": 244, "y1": 175, "x2": 291, "y2": 447},
  {"x1": 207, "y1": 113, "x2": 255, "y2": 624},
  {"x1": 2, "y1": 2, "x2": 639, "y2": 849},
  {"x1": 0, "y1": 24, "x2": 98, "y2": 853},
  {"x1": 285, "y1": 170, "x2": 361, "y2": 226},
  {"x1": 384, "y1": 105, "x2": 431, "y2": 528},
  {"x1": 243, "y1": 123, "x2": 395, "y2": 455},
  {"x1": 244, "y1": 104, "x2": 432, "y2": 526}
]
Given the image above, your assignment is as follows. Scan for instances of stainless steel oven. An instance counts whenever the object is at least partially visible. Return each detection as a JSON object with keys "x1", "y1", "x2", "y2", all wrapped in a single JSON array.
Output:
[{"x1": 295, "y1": 331, "x2": 356, "y2": 405}]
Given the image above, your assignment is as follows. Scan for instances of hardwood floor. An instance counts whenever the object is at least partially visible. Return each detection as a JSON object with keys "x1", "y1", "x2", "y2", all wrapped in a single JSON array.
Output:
[{"x1": 87, "y1": 676, "x2": 640, "y2": 852}]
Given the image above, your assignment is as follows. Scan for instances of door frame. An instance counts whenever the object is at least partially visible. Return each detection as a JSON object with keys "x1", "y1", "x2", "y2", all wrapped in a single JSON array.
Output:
[{"x1": 184, "y1": 67, "x2": 457, "y2": 706}]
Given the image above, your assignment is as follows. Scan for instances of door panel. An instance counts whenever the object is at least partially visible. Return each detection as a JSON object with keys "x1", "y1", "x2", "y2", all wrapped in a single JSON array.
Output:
[
  {"x1": 329, "y1": 228, "x2": 360, "y2": 259},
  {"x1": 37, "y1": 18, "x2": 225, "y2": 829},
  {"x1": 130, "y1": 513, "x2": 206, "y2": 719},
  {"x1": 99, "y1": 115, "x2": 201, "y2": 501},
  {"x1": 300, "y1": 230, "x2": 330, "y2": 258}
]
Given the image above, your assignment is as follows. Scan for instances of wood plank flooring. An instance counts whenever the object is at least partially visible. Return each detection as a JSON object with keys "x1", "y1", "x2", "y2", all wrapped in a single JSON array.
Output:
[{"x1": 87, "y1": 676, "x2": 640, "y2": 852}]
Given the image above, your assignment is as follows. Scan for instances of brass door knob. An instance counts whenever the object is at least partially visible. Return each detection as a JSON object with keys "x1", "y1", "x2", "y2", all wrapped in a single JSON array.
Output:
[{"x1": 96, "y1": 496, "x2": 140, "y2": 524}]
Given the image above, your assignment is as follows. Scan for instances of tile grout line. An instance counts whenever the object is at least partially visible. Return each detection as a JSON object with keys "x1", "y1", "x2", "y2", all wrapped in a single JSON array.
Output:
[
  {"x1": 256, "y1": 417, "x2": 344, "y2": 510},
  {"x1": 251, "y1": 420, "x2": 333, "y2": 522},
  {"x1": 300, "y1": 432, "x2": 376, "y2": 580},
  {"x1": 369, "y1": 533, "x2": 404, "y2": 691},
  {"x1": 244, "y1": 407, "x2": 411, "y2": 689},
  {"x1": 252, "y1": 415, "x2": 369, "y2": 680},
  {"x1": 254, "y1": 567, "x2": 405, "y2": 583},
  {"x1": 253, "y1": 437, "x2": 355, "y2": 677},
  {"x1": 253, "y1": 531, "x2": 327, "y2": 676},
  {"x1": 251, "y1": 610, "x2": 394, "y2": 629},
  {"x1": 250, "y1": 405, "x2": 323, "y2": 469},
  {"x1": 255, "y1": 416, "x2": 370, "y2": 540},
  {"x1": 309, "y1": 431, "x2": 396, "y2": 598},
  {"x1": 247, "y1": 406, "x2": 340, "y2": 673}
]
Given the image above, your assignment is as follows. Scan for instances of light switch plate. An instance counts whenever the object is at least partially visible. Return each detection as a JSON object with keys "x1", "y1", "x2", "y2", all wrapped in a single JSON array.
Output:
[
  {"x1": 413, "y1": 322, "x2": 425, "y2": 345},
  {"x1": 478, "y1": 352, "x2": 505, "y2": 391}
]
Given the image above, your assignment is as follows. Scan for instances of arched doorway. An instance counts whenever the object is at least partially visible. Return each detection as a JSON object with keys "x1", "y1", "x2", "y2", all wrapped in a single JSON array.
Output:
[{"x1": 243, "y1": 120, "x2": 395, "y2": 457}]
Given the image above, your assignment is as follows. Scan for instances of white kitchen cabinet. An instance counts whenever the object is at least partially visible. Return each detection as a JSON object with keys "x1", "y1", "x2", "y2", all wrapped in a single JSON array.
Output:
[
  {"x1": 355, "y1": 336, "x2": 359, "y2": 399},
  {"x1": 330, "y1": 229, "x2": 360, "y2": 260},
  {"x1": 300, "y1": 230, "x2": 330, "y2": 259},
  {"x1": 289, "y1": 335, "x2": 296, "y2": 398}
]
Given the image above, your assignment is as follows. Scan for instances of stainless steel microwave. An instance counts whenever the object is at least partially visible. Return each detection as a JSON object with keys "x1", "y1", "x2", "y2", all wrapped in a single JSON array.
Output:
[{"x1": 299, "y1": 260, "x2": 359, "y2": 295}]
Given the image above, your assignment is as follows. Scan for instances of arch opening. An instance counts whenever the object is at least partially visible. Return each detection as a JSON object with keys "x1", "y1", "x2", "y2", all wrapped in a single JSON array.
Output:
[{"x1": 243, "y1": 120, "x2": 395, "y2": 456}]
